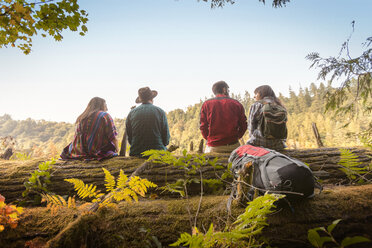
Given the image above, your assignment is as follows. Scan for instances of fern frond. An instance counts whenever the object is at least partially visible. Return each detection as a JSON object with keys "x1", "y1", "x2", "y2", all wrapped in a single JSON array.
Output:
[
  {"x1": 42, "y1": 193, "x2": 66, "y2": 207},
  {"x1": 102, "y1": 168, "x2": 116, "y2": 192},
  {"x1": 338, "y1": 149, "x2": 371, "y2": 182},
  {"x1": 67, "y1": 196, "x2": 76, "y2": 209},
  {"x1": 112, "y1": 188, "x2": 138, "y2": 202},
  {"x1": 117, "y1": 169, "x2": 128, "y2": 190},
  {"x1": 42, "y1": 193, "x2": 69, "y2": 215},
  {"x1": 128, "y1": 176, "x2": 157, "y2": 197},
  {"x1": 64, "y1": 178, "x2": 98, "y2": 200}
]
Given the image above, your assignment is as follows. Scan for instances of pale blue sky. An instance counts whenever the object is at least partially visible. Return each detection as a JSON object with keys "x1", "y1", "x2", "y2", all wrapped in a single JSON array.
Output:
[{"x1": 1, "y1": 0, "x2": 371, "y2": 123}]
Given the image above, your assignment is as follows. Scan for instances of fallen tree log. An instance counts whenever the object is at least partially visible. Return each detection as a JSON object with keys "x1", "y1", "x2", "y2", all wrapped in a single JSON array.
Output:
[
  {"x1": 0, "y1": 184, "x2": 371, "y2": 248},
  {"x1": 0, "y1": 147, "x2": 371, "y2": 202}
]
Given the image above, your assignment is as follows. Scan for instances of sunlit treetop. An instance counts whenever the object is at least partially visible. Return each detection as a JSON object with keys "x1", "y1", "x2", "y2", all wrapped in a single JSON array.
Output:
[{"x1": 0, "y1": 0, "x2": 88, "y2": 54}]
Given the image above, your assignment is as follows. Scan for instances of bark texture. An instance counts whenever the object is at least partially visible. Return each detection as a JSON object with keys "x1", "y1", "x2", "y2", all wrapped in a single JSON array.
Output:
[
  {"x1": 0, "y1": 185, "x2": 371, "y2": 248},
  {"x1": 0, "y1": 147, "x2": 371, "y2": 202}
]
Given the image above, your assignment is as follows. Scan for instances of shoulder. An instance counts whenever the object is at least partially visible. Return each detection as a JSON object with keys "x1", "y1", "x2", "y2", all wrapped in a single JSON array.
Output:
[
  {"x1": 153, "y1": 105, "x2": 166, "y2": 115},
  {"x1": 203, "y1": 96, "x2": 241, "y2": 105},
  {"x1": 250, "y1": 101, "x2": 263, "y2": 111},
  {"x1": 98, "y1": 111, "x2": 113, "y2": 121},
  {"x1": 202, "y1": 97, "x2": 217, "y2": 105},
  {"x1": 141, "y1": 104, "x2": 166, "y2": 115}
]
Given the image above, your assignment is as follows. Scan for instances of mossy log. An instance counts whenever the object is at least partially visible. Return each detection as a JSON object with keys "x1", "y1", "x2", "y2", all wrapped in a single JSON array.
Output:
[
  {"x1": 0, "y1": 185, "x2": 371, "y2": 248},
  {"x1": 0, "y1": 147, "x2": 371, "y2": 203}
]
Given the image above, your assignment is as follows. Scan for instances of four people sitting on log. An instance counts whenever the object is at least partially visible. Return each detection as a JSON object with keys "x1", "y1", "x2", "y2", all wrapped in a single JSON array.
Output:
[
  {"x1": 200, "y1": 81, "x2": 247, "y2": 153},
  {"x1": 60, "y1": 97, "x2": 118, "y2": 161},
  {"x1": 60, "y1": 83, "x2": 287, "y2": 160},
  {"x1": 125, "y1": 87, "x2": 170, "y2": 157}
]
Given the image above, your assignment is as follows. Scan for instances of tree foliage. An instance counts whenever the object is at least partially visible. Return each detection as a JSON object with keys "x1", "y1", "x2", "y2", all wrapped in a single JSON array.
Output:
[
  {"x1": 0, "y1": 0, "x2": 88, "y2": 54},
  {"x1": 306, "y1": 23, "x2": 372, "y2": 116},
  {"x1": 0, "y1": 0, "x2": 295, "y2": 54},
  {"x1": 200, "y1": 0, "x2": 290, "y2": 8}
]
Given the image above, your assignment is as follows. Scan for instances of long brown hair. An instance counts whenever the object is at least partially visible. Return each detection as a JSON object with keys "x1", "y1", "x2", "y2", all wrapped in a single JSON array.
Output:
[
  {"x1": 76, "y1": 97, "x2": 107, "y2": 124},
  {"x1": 254, "y1": 85, "x2": 285, "y2": 108}
]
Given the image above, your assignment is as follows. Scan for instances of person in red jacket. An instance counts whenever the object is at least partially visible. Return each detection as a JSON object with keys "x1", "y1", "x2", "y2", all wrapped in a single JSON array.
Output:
[{"x1": 200, "y1": 81, "x2": 247, "y2": 153}]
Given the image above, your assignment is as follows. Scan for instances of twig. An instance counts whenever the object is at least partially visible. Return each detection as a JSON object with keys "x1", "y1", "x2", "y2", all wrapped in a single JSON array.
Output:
[
  {"x1": 194, "y1": 169, "x2": 204, "y2": 228},
  {"x1": 236, "y1": 180, "x2": 305, "y2": 196},
  {"x1": 183, "y1": 182, "x2": 194, "y2": 231}
]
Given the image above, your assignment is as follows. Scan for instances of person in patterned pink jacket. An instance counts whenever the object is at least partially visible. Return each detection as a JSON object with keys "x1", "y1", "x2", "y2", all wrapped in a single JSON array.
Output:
[{"x1": 60, "y1": 97, "x2": 118, "y2": 161}]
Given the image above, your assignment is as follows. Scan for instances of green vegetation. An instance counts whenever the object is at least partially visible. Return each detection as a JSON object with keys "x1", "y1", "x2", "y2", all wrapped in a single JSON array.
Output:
[
  {"x1": 65, "y1": 168, "x2": 157, "y2": 208},
  {"x1": 308, "y1": 219, "x2": 370, "y2": 248},
  {"x1": 22, "y1": 159, "x2": 56, "y2": 204},
  {"x1": 171, "y1": 193, "x2": 284, "y2": 248},
  {"x1": 307, "y1": 25, "x2": 371, "y2": 117},
  {"x1": 338, "y1": 149, "x2": 372, "y2": 184},
  {"x1": 0, "y1": 0, "x2": 88, "y2": 54},
  {"x1": 0, "y1": 0, "x2": 293, "y2": 54},
  {"x1": 143, "y1": 149, "x2": 220, "y2": 197}
]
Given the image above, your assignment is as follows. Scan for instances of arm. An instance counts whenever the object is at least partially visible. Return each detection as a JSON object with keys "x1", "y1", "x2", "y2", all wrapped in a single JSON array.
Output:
[
  {"x1": 237, "y1": 104, "x2": 248, "y2": 138},
  {"x1": 112, "y1": 136, "x2": 119, "y2": 151},
  {"x1": 161, "y1": 112, "x2": 170, "y2": 146},
  {"x1": 199, "y1": 104, "x2": 209, "y2": 140},
  {"x1": 248, "y1": 102, "x2": 261, "y2": 137},
  {"x1": 104, "y1": 113, "x2": 118, "y2": 151},
  {"x1": 125, "y1": 114, "x2": 132, "y2": 145}
]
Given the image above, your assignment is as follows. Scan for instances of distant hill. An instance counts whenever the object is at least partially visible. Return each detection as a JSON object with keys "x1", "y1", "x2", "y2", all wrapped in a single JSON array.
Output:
[{"x1": 1, "y1": 82, "x2": 370, "y2": 157}]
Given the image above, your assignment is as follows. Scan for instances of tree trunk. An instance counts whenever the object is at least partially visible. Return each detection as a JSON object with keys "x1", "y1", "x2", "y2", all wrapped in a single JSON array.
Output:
[
  {"x1": 0, "y1": 147, "x2": 13, "y2": 160},
  {"x1": 0, "y1": 185, "x2": 371, "y2": 248},
  {"x1": 312, "y1": 122, "x2": 324, "y2": 148},
  {"x1": 0, "y1": 147, "x2": 371, "y2": 203}
]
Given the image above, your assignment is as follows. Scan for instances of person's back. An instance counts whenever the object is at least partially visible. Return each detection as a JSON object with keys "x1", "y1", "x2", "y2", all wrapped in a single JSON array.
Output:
[
  {"x1": 126, "y1": 87, "x2": 170, "y2": 157},
  {"x1": 60, "y1": 97, "x2": 118, "y2": 161},
  {"x1": 247, "y1": 85, "x2": 287, "y2": 151},
  {"x1": 200, "y1": 81, "x2": 247, "y2": 153}
]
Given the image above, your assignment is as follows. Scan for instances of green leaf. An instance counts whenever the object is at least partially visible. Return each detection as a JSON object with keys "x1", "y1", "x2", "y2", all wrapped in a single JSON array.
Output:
[
  {"x1": 81, "y1": 25, "x2": 88, "y2": 32},
  {"x1": 327, "y1": 219, "x2": 341, "y2": 233},
  {"x1": 341, "y1": 236, "x2": 370, "y2": 247},
  {"x1": 319, "y1": 236, "x2": 333, "y2": 247},
  {"x1": 308, "y1": 229, "x2": 322, "y2": 248}
]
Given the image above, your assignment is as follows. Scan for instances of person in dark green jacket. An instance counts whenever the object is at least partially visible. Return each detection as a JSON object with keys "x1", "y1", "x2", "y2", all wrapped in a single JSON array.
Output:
[{"x1": 126, "y1": 87, "x2": 170, "y2": 157}]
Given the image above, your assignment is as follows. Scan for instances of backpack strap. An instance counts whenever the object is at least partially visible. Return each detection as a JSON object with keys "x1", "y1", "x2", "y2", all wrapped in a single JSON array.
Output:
[{"x1": 314, "y1": 180, "x2": 323, "y2": 193}]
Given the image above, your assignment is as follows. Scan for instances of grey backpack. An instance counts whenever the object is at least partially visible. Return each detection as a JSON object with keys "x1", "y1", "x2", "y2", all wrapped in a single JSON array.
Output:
[{"x1": 229, "y1": 145, "x2": 318, "y2": 203}]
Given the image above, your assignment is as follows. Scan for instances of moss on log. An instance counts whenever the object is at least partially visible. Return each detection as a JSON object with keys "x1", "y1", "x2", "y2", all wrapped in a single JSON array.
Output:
[
  {"x1": 0, "y1": 147, "x2": 371, "y2": 203},
  {"x1": 0, "y1": 185, "x2": 371, "y2": 248}
]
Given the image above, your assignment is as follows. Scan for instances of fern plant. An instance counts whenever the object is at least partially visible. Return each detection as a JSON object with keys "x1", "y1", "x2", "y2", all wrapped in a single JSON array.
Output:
[
  {"x1": 41, "y1": 193, "x2": 76, "y2": 215},
  {"x1": 64, "y1": 168, "x2": 157, "y2": 208},
  {"x1": 171, "y1": 193, "x2": 284, "y2": 248},
  {"x1": 338, "y1": 149, "x2": 371, "y2": 183},
  {"x1": 308, "y1": 219, "x2": 370, "y2": 248},
  {"x1": 142, "y1": 149, "x2": 219, "y2": 197}
]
